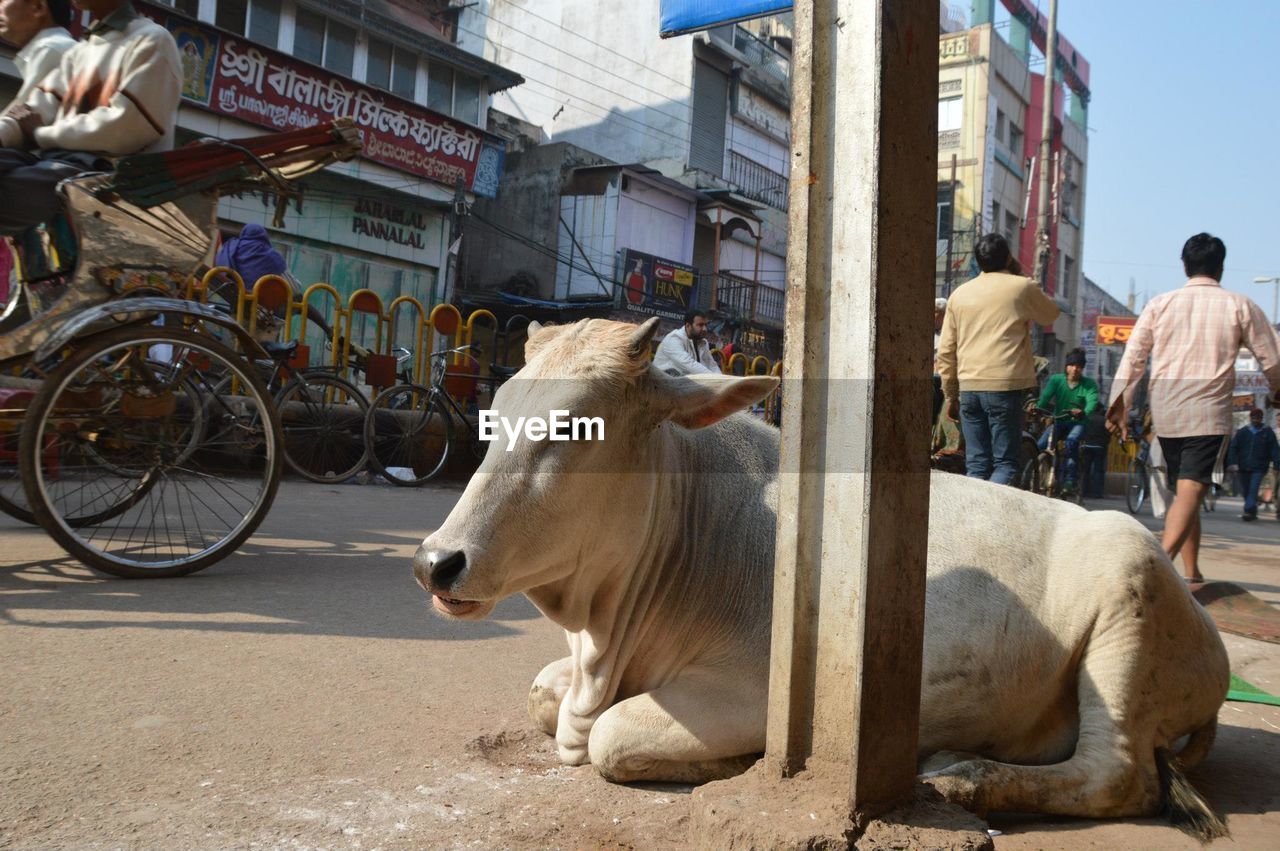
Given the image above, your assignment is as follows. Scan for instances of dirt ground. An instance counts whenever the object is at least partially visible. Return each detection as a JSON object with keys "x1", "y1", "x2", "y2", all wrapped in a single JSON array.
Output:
[{"x1": 1, "y1": 483, "x2": 1278, "y2": 850}]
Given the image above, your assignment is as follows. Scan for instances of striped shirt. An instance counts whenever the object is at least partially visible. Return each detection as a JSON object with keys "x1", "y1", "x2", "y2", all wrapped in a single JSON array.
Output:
[{"x1": 1109, "y1": 277, "x2": 1280, "y2": 437}]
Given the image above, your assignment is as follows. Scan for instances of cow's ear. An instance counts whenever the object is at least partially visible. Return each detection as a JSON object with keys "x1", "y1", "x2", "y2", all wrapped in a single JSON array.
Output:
[
  {"x1": 660, "y1": 373, "x2": 780, "y2": 429},
  {"x1": 627, "y1": 317, "x2": 661, "y2": 362},
  {"x1": 524, "y1": 321, "x2": 563, "y2": 359}
]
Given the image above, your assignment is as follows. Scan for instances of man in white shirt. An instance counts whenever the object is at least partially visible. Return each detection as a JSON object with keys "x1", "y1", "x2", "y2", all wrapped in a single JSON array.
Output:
[
  {"x1": 653, "y1": 309, "x2": 719, "y2": 375},
  {"x1": 0, "y1": 0, "x2": 181, "y2": 235},
  {"x1": 0, "y1": 0, "x2": 75, "y2": 114}
]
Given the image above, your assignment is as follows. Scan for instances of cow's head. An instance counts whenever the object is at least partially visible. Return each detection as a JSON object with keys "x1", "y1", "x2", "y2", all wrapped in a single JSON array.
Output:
[{"x1": 413, "y1": 317, "x2": 778, "y2": 623}]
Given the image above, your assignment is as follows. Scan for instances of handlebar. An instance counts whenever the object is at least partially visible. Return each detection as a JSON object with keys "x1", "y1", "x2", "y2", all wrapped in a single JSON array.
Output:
[{"x1": 429, "y1": 345, "x2": 479, "y2": 360}]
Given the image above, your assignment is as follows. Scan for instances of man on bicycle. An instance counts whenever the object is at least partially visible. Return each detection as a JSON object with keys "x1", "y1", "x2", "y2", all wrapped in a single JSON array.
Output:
[{"x1": 1035, "y1": 348, "x2": 1099, "y2": 496}]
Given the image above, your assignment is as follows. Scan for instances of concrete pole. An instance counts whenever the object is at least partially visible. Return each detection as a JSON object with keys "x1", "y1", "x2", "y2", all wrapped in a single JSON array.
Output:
[
  {"x1": 767, "y1": 0, "x2": 936, "y2": 822},
  {"x1": 1034, "y1": 0, "x2": 1059, "y2": 293}
]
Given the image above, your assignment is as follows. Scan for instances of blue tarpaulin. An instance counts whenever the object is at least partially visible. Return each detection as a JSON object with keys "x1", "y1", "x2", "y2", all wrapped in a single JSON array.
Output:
[{"x1": 659, "y1": 0, "x2": 793, "y2": 37}]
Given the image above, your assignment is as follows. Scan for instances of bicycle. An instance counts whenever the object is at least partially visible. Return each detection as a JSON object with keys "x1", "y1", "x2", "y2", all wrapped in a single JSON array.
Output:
[
  {"x1": 1026, "y1": 408, "x2": 1084, "y2": 505},
  {"x1": 363, "y1": 345, "x2": 517, "y2": 486},
  {"x1": 211, "y1": 338, "x2": 369, "y2": 484}
]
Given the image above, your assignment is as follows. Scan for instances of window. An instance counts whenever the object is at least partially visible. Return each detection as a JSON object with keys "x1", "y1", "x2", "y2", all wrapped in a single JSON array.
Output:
[
  {"x1": 454, "y1": 74, "x2": 480, "y2": 125},
  {"x1": 937, "y1": 186, "x2": 953, "y2": 241},
  {"x1": 216, "y1": 0, "x2": 247, "y2": 33},
  {"x1": 428, "y1": 62, "x2": 453, "y2": 114},
  {"x1": 995, "y1": 109, "x2": 1006, "y2": 144},
  {"x1": 938, "y1": 97, "x2": 963, "y2": 132},
  {"x1": 1004, "y1": 210, "x2": 1019, "y2": 242},
  {"x1": 1008, "y1": 123, "x2": 1024, "y2": 154},
  {"x1": 293, "y1": 9, "x2": 355, "y2": 75},
  {"x1": 391, "y1": 49, "x2": 416, "y2": 100},
  {"x1": 323, "y1": 20, "x2": 356, "y2": 76},
  {"x1": 294, "y1": 8, "x2": 325, "y2": 65},
  {"x1": 367, "y1": 38, "x2": 393, "y2": 90},
  {"x1": 1061, "y1": 255, "x2": 1075, "y2": 302},
  {"x1": 367, "y1": 37, "x2": 418, "y2": 100},
  {"x1": 991, "y1": 200, "x2": 1001, "y2": 234},
  {"x1": 248, "y1": 1, "x2": 280, "y2": 47}
]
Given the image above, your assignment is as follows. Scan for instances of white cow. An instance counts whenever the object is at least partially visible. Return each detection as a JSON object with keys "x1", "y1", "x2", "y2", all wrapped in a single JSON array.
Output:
[{"x1": 415, "y1": 317, "x2": 1230, "y2": 836}]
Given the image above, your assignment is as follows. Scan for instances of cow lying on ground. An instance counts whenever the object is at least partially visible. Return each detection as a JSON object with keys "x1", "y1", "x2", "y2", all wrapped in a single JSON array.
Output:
[{"x1": 414, "y1": 317, "x2": 1230, "y2": 837}]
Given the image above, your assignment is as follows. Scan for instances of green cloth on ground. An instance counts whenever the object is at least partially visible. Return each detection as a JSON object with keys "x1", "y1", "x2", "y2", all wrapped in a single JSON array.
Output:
[
  {"x1": 1036, "y1": 373, "x2": 1099, "y2": 424},
  {"x1": 1228, "y1": 673, "x2": 1280, "y2": 707}
]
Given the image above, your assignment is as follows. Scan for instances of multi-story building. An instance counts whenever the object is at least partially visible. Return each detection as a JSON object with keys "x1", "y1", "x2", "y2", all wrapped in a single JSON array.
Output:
[
  {"x1": 1079, "y1": 275, "x2": 1132, "y2": 400},
  {"x1": 0, "y1": 0, "x2": 522, "y2": 328},
  {"x1": 457, "y1": 1, "x2": 792, "y2": 357},
  {"x1": 936, "y1": 0, "x2": 1091, "y2": 367}
]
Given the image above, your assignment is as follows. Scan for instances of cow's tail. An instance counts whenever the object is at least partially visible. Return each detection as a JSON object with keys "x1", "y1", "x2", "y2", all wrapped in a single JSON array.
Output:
[{"x1": 1155, "y1": 736, "x2": 1228, "y2": 842}]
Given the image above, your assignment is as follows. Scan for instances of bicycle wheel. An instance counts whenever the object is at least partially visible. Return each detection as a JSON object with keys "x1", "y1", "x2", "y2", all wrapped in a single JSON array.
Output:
[
  {"x1": 364, "y1": 383, "x2": 452, "y2": 486},
  {"x1": 1035, "y1": 452, "x2": 1054, "y2": 497},
  {"x1": 1126, "y1": 459, "x2": 1147, "y2": 514},
  {"x1": 20, "y1": 326, "x2": 282, "y2": 578},
  {"x1": 276, "y1": 372, "x2": 369, "y2": 484}
]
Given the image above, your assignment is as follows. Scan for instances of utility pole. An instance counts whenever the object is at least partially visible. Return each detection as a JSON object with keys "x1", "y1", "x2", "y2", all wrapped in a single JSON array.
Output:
[
  {"x1": 1034, "y1": 0, "x2": 1059, "y2": 297},
  {"x1": 443, "y1": 178, "x2": 467, "y2": 305}
]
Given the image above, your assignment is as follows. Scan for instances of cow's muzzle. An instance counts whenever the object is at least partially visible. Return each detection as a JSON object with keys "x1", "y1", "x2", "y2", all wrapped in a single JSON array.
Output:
[{"x1": 413, "y1": 546, "x2": 468, "y2": 593}]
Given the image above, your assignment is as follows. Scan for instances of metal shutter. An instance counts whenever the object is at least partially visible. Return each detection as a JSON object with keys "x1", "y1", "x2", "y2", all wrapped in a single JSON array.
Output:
[{"x1": 689, "y1": 60, "x2": 728, "y2": 176}]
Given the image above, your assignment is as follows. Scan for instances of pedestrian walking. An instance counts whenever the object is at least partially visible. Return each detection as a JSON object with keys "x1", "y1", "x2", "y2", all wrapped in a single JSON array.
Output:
[
  {"x1": 652, "y1": 309, "x2": 718, "y2": 376},
  {"x1": 936, "y1": 233, "x2": 1061, "y2": 484},
  {"x1": 1227, "y1": 407, "x2": 1280, "y2": 521},
  {"x1": 1107, "y1": 233, "x2": 1280, "y2": 582},
  {"x1": 1081, "y1": 406, "x2": 1111, "y2": 499}
]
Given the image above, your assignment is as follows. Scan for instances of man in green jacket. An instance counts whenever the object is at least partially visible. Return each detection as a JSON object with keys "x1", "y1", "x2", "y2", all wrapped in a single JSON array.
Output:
[{"x1": 1036, "y1": 348, "x2": 1100, "y2": 495}]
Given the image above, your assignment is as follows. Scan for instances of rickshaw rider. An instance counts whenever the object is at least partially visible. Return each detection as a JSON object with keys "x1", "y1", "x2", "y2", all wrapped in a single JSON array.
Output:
[{"x1": 0, "y1": 0, "x2": 181, "y2": 237}]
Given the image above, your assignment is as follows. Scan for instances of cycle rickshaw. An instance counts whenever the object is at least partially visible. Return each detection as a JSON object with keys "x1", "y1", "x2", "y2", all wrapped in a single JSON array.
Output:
[{"x1": 0, "y1": 120, "x2": 362, "y2": 577}]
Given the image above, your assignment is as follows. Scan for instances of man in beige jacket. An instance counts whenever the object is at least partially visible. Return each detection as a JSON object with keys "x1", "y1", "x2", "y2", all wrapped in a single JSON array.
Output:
[{"x1": 936, "y1": 233, "x2": 1061, "y2": 484}]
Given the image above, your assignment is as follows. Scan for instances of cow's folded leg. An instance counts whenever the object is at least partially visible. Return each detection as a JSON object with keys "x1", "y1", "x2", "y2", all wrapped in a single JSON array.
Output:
[
  {"x1": 528, "y1": 656, "x2": 574, "y2": 736},
  {"x1": 587, "y1": 672, "x2": 766, "y2": 784},
  {"x1": 923, "y1": 642, "x2": 1161, "y2": 819}
]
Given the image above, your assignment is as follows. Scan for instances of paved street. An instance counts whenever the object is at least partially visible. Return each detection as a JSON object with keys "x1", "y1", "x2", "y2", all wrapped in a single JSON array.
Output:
[{"x1": 1, "y1": 480, "x2": 1278, "y2": 849}]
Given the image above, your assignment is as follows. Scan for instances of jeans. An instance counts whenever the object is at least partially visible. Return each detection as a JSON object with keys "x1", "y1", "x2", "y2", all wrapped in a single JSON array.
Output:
[
  {"x1": 1081, "y1": 444, "x2": 1107, "y2": 498},
  {"x1": 1038, "y1": 422, "x2": 1085, "y2": 486},
  {"x1": 1237, "y1": 469, "x2": 1266, "y2": 515},
  {"x1": 959, "y1": 389, "x2": 1025, "y2": 485}
]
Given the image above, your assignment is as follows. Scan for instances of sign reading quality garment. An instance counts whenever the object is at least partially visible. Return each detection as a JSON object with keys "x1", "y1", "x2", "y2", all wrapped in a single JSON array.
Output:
[
  {"x1": 659, "y1": 0, "x2": 793, "y2": 37},
  {"x1": 618, "y1": 249, "x2": 698, "y2": 321}
]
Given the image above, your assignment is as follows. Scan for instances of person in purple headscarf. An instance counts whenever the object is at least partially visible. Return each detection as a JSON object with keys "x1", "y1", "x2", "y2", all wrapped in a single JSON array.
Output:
[
  {"x1": 212, "y1": 223, "x2": 332, "y2": 340},
  {"x1": 216, "y1": 223, "x2": 286, "y2": 288}
]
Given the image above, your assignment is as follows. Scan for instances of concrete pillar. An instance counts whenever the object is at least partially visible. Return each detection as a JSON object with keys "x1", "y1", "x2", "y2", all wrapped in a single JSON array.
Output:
[{"x1": 767, "y1": 0, "x2": 936, "y2": 822}]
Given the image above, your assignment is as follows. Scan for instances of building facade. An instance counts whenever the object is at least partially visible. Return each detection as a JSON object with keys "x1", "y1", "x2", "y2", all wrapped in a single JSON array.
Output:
[
  {"x1": 936, "y1": 0, "x2": 1091, "y2": 368},
  {"x1": 457, "y1": 1, "x2": 792, "y2": 357},
  {"x1": 1079, "y1": 275, "x2": 1132, "y2": 401},
  {"x1": 0, "y1": 0, "x2": 522, "y2": 337}
]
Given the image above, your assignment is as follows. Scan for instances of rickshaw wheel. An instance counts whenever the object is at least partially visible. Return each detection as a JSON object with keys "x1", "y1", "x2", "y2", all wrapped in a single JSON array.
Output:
[{"x1": 19, "y1": 326, "x2": 283, "y2": 578}]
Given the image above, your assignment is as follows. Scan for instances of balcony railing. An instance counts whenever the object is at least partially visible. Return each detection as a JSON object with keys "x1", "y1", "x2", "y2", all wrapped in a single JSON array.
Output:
[
  {"x1": 728, "y1": 151, "x2": 789, "y2": 212},
  {"x1": 697, "y1": 272, "x2": 785, "y2": 329}
]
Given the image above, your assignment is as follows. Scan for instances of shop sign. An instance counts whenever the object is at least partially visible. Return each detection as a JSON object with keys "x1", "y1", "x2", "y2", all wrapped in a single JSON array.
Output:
[
  {"x1": 618, "y1": 249, "x2": 698, "y2": 321},
  {"x1": 1096, "y1": 315, "x2": 1136, "y2": 345},
  {"x1": 142, "y1": 2, "x2": 505, "y2": 197}
]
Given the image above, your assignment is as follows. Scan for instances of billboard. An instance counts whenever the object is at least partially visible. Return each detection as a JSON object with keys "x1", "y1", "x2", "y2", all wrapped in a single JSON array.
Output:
[
  {"x1": 618, "y1": 249, "x2": 698, "y2": 320},
  {"x1": 1096, "y1": 315, "x2": 1137, "y2": 346},
  {"x1": 140, "y1": 2, "x2": 505, "y2": 197},
  {"x1": 660, "y1": 0, "x2": 792, "y2": 37}
]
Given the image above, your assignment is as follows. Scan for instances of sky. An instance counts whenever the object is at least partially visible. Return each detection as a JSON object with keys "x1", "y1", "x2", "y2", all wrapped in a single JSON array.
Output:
[{"x1": 1036, "y1": 0, "x2": 1280, "y2": 318}]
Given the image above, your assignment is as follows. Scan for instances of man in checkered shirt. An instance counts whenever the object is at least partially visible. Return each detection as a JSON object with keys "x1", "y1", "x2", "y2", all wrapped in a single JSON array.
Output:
[{"x1": 1108, "y1": 233, "x2": 1280, "y2": 582}]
